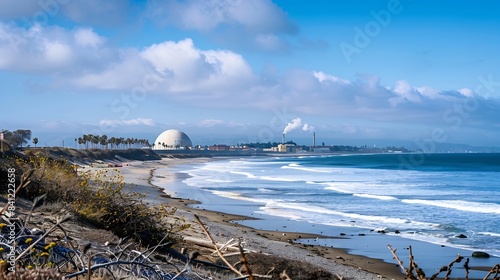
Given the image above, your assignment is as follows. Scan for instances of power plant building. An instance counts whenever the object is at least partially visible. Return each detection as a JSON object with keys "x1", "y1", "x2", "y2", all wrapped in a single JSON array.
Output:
[{"x1": 153, "y1": 129, "x2": 193, "y2": 150}]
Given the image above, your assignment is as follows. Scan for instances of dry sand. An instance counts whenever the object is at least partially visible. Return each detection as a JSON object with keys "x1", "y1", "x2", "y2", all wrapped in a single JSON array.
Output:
[{"x1": 111, "y1": 158, "x2": 406, "y2": 280}]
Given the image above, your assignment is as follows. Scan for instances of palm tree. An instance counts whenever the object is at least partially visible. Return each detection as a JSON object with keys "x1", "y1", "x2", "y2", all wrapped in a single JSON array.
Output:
[
  {"x1": 108, "y1": 137, "x2": 116, "y2": 149},
  {"x1": 119, "y1": 137, "x2": 125, "y2": 149},
  {"x1": 84, "y1": 134, "x2": 91, "y2": 149},
  {"x1": 92, "y1": 135, "x2": 99, "y2": 149},
  {"x1": 78, "y1": 137, "x2": 84, "y2": 149},
  {"x1": 100, "y1": 135, "x2": 108, "y2": 150},
  {"x1": 32, "y1": 137, "x2": 38, "y2": 148}
]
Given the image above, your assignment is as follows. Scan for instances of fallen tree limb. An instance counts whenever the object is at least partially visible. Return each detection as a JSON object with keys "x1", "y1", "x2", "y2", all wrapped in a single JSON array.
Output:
[{"x1": 194, "y1": 214, "x2": 243, "y2": 277}]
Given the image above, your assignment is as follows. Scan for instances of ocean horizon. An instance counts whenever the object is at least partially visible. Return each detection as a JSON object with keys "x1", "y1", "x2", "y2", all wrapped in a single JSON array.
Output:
[{"x1": 154, "y1": 152, "x2": 500, "y2": 278}]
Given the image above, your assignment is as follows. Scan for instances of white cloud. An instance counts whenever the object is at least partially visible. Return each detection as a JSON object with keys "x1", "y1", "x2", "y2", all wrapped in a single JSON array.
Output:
[
  {"x1": 0, "y1": 30, "x2": 255, "y2": 94},
  {"x1": 0, "y1": 23, "x2": 115, "y2": 73},
  {"x1": 1, "y1": 21, "x2": 498, "y2": 131},
  {"x1": 302, "y1": 123, "x2": 314, "y2": 132},
  {"x1": 198, "y1": 119, "x2": 246, "y2": 128},
  {"x1": 43, "y1": 39, "x2": 73, "y2": 66},
  {"x1": 458, "y1": 88, "x2": 474, "y2": 97},
  {"x1": 74, "y1": 28, "x2": 104, "y2": 48},
  {"x1": 415, "y1": 85, "x2": 440, "y2": 99},
  {"x1": 71, "y1": 49, "x2": 153, "y2": 90},
  {"x1": 138, "y1": 38, "x2": 256, "y2": 93},
  {"x1": 141, "y1": 39, "x2": 211, "y2": 83},
  {"x1": 255, "y1": 34, "x2": 286, "y2": 51},
  {"x1": 198, "y1": 119, "x2": 225, "y2": 127},
  {"x1": 0, "y1": 23, "x2": 75, "y2": 71},
  {"x1": 389, "y1": 80, "x2": 423, "y2": 106},
  {"x1": 147, "y1": 0, "x2": 297, "y2": 34},
  {"x1": 313, "y1": 71, "x2": 350, "y2": 85},
  {"x1": 98, "y1": 118, "x2": 155, "y2": 128},
  {"x1": 146, "y1": 0, "x2": 297, "y2": 52}
]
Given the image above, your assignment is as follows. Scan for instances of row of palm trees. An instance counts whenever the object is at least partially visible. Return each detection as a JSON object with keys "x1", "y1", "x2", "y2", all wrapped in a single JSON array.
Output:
[
  {"x1": 76, "y1": 134, "x2": 150, "y2": 150},
  {"x1": 154, "y1": 142, "x2": 185, "y2": 150}
]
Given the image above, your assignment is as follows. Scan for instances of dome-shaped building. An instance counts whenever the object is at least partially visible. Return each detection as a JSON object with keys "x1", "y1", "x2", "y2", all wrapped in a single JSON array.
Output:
[{"x1": 153, "y1": 129, "x2": 192, "y2": 150}]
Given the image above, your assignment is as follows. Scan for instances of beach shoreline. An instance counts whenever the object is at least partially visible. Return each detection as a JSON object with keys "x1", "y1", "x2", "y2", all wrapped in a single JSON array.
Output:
[
  {"x1": 115, "y1": 158, "x2": 406, "y2": 279},
  {"x1": 114, "y1": 156, "x2": 497, "y2": 280}
]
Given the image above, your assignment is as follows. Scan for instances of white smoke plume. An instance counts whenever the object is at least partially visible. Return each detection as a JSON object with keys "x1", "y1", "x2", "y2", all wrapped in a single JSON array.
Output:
[
  {"x1": 302, "y1": 123, "x2": 315, "y2": 132},
  {"x1": 283, "y1": 117, "x2": 314, "y2": 134}
]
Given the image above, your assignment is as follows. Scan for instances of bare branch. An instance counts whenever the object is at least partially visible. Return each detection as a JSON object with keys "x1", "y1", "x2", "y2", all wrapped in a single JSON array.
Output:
[
  {"x1": 238, "y1": 239, "x2": 254, "y2": 280},
  {"x1": 194, "y1": 214, "x2": 243, "y2": 277}
]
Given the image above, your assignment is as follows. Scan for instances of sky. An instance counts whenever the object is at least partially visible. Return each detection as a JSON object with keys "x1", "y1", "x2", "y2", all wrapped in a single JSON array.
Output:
[{"x1": 1, "y1": 0, "x2": 500, "y2": 148}]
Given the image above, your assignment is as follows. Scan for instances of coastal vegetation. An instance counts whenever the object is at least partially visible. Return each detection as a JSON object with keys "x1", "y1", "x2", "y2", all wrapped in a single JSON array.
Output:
[
  {"x1": 0, "y1": 149, "x2": 191, "y2": 278},
  {"x1": 0, "y1": 129, "x2": 152, "y2": 151},
  {"x1": 0, "y1": 129, "x2": 32, "y2": 148},
  {"x1": 76, "y1": 134, "x2": 150, "y2": 150}
]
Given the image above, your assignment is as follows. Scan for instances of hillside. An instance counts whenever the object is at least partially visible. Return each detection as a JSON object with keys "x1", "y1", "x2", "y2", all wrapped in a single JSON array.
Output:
[{"x1": 4, "y1": 147, "x2": 162, "y2": 165}]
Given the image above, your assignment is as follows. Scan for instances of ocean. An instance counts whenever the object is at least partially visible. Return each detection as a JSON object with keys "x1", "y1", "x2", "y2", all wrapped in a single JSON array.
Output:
[{"x1": 156, "y1": 153, "x2": 500, "y2": 277}]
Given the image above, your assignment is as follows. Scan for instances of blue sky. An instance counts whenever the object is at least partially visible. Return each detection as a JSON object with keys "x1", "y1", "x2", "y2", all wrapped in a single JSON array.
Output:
[{"x1": 1, "y1": 0, "x2": 500, "y2": 148}]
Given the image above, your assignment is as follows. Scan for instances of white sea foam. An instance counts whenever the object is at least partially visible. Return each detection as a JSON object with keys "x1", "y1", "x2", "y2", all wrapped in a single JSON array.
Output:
[
  {"x1": 402, "y1": 199, "x2": 500, "y2": 214},
  {"x1": 229, "y1": 171, "x2": 257, "y2": 178},
  {"x1": 478, "y1": 232, "x2": 500, "y2": 237},
  {"x1": 323, "y1": 185, "x2": 353, "y2": 194},
  {"x1": 281, "y1": 163, "x2": 331, "y2": 173},
  {"x1": 259, "y1": 176, "x2": 300, "y2": 182},
  {"x1": 263, "y1": 202, "x2": 438, "y2": 229},
  {"x1": 398, "y1": 231, "x2": 453, "y2": 247},
  {"x1": 209, "y1": 190, "x2": 275, "y2": 205},
  {"x1": 353, "y1": 193, "x2": 398, "y2": 201},
  {"x1": 206, "y1": 179, "x2": 234, "y2": 183}
]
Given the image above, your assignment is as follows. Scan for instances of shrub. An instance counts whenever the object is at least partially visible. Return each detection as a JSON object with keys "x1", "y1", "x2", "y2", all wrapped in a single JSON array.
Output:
[
  {"x1": 1, "y1": 154, "x2": 189, "y2": 246},
  {"x1": 73, "y1": 169, "x2": 190, "y2": 245}
]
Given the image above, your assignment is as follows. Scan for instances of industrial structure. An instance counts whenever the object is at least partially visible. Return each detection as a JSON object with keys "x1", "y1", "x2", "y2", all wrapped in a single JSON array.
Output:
[{"x1": 153, "y1": 129, "x2": 193, "y2": 150}]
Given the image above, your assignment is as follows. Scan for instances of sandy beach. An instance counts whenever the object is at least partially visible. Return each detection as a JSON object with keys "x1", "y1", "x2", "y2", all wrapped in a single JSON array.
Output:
[{"x1": 110, "y1": 157, "x2": 406, "y2": 280}]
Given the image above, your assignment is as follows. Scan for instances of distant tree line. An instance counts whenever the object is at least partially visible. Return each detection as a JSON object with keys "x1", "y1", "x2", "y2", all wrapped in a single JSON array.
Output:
[
  {"x1": 1, "y1": 129, "x2": 32, "y2": 147},
  {"x1": 76, "y1": 134, "x2": 150, "y2": 150}
]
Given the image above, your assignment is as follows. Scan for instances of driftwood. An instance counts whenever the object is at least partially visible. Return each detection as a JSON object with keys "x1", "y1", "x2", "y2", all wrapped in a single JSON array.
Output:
[
  {"x1": 183, "y1": 236, "x2": 256, "y2": 258},
  {"x1": 193, "y1": 214, "x2": 274, "y2": 280},
  {"x1": 183, "y1": 236, "x2": 228, "y2": 249}
]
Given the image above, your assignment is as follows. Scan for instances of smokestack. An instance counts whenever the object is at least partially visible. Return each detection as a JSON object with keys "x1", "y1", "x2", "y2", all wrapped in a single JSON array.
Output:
[
  {"x1": 282, "y1": 133, "x2": 285, "y2": 144},
  {"x1": 313, "y1": 132, "x2": 316, "y2": 147}
]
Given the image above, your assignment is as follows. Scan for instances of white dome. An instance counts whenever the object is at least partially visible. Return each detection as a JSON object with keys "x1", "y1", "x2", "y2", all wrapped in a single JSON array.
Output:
[{"x1": 153, "y1": 129, "x2": 192, "y2": 150}]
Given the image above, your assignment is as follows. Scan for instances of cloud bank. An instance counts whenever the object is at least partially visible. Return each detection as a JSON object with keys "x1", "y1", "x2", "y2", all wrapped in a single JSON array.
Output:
[
  {"x1": 1, "y1": 0, "x2": 500, "y2": 146},
  {"x1": 1, "y1": 21, "x2": 498, "y2": 130}
]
